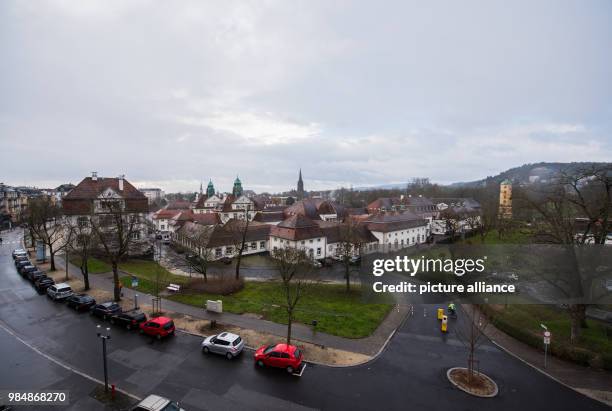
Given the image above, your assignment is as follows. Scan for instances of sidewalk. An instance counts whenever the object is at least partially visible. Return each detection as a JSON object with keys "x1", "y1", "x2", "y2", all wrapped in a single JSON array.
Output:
[
  {"x1": 57, "y1": 256, "x2": 407, "y2": 356},
  {"x1": 480, "y1": 308, "x2": 612, "y2": 406}
]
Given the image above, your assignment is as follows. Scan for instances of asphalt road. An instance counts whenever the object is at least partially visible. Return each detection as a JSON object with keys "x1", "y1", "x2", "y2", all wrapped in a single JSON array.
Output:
[{"x1": 0, "y1": 229, "x2": 608, "y2": 411}]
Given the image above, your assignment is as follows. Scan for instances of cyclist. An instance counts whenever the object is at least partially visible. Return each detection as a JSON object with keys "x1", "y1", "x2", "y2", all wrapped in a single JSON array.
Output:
[{"x1": 447, "y1": 302, "x2": 456, "y2": 316}]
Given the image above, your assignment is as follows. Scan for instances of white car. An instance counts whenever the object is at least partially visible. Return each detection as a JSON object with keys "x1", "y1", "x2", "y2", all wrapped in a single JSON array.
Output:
[
  {"x1": 201, "y1": 332, "x2": 244, "y2": 359},
  {"x1": 47, "y1": 283, "x2": 74, "y2": 301},
  {"x1": 132, "y1": 394, "x2": 184, "y2": 411}
]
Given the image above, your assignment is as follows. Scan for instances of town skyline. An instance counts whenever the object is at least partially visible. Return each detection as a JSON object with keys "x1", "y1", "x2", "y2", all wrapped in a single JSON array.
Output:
[{"x1": 2, "y1": 1, "x2": 611, "y2": 194}]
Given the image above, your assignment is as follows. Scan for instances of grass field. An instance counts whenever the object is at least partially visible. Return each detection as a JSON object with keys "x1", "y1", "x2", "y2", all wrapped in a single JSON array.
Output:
[
  {"x1": 484, "y1": 304, "x2": 612, "y2": 369},
  {"x1": 167, "y1": 282, "x2": 392, "y2": 339},
  {"x1": 70, "y1": 257, "x2": 112, "y2": 274},
  {"x1": 118, "y1": 259, "x2": 393, "y2": 338}
]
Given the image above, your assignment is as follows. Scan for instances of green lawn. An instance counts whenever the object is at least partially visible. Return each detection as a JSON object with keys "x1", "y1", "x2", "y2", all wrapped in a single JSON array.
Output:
[
  {"x1": 484, "y1": 304, "x2": 612, "y2": 369},
  {"x1": 167, "y1": 281, "x2": 393, "y2": 339},
  {"x1": 462, "y1": 228, "x2": 533, "y2": 245},
  {"x1": 119, "y1": 259, "x2": 187, "y2": 295},
  {"x1": 70, "y1": 257, "x2": 112, "y2": 274}
]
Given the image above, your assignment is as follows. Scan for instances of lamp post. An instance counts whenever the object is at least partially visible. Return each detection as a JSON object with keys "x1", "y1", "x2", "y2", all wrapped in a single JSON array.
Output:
[{"x1": 96, "y1": 325, "x2": 111, "y2": 392}]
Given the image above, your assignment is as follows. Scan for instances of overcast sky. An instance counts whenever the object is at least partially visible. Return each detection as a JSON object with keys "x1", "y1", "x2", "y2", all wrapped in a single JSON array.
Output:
[{"x1": 1, "y1": 1, "x2": 611, "y2": 193}]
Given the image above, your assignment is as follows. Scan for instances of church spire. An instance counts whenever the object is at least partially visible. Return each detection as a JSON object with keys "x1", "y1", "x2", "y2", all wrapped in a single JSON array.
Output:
[{"x1": 297, "y1": 169, "x2": 304, "y2": 200}]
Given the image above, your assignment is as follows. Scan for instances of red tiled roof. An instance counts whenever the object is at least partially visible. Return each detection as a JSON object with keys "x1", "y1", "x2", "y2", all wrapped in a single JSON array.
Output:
[{"x1": 62, "y1": 177, "x2": 148, "y2": 215}]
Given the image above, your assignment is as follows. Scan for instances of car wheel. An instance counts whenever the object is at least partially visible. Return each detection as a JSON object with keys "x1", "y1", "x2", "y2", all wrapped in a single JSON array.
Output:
[
  {"x1": 89, "y1": 310, "x2": 94, "y2": 315},
  {"x1": 139, "y1": 329, "x2": 144, "y2": 334},
  {"x1": 226, "y1": 352, "x2": 233, "y2": 360},
  {"x1": 203, "y1": 347, "x2": 209, "y2": 354},
  {"x1": 257, "y1": 360, "x2": 264, "y2": 368},
  {"x1": 286, "y1": 366, "x2": 294, "y2": 374},
  {"x1": 156, "y1": 334, "x2": 162, "y2": 340}
]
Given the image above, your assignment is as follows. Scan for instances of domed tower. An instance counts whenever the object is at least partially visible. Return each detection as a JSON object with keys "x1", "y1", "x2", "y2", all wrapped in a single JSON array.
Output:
[
  {"x1": 206, "y1": 180, "x2": 215, "y2": 197},
  {"x1": 232, "y1": 176, "x2": 243, "y2": 197}
]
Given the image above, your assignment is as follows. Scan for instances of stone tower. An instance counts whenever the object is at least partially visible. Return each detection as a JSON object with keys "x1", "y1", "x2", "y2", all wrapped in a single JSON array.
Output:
[
  {"x1": 499, "y1": 179, "x2": 512, "y2": 219},
  {"x1": 297, "y1": 169, "x2": 304, "y2": 200}
]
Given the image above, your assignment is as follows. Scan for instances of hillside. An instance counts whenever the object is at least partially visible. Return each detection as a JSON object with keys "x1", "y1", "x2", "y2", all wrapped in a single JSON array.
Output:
[{"x1": 450, "y1": 162, "x2": 611, "y2": 188}]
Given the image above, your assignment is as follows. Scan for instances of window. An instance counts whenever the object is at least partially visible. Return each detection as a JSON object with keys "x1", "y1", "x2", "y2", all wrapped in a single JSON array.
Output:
[
  {"x1": 317, "y1": 238, "x2": 321, "y2": 242},
  {"x1": 260, "y1": 241, "x2": 265, "y2": 249},
  {"x1": 160, "y1": 224, "x2": 165, "y2": 230},
  {"x1": 215, "y1": 248, "x2": 222, "y2": 257},
  {"x1": 250, "y1": 242, "x2": 256, "y2": 250},
  {"x1": 130, "y1": 231, "x2": 140, "y2": 240},
  {"x1": 77, "y1": 217, "x2": 89, "y2": 227},
  {"x1": 309, "y1": 239, "x2": 313, "y2": 244},
  {"x1": 226, "y1": 247, "x2": 233, "y2": 255},
  {"x1": 301, "y1": 241, "x2": 305, "y2": 245},
  {"x1": 317, "y1": 248, "x2": 321, "y2": 256}
]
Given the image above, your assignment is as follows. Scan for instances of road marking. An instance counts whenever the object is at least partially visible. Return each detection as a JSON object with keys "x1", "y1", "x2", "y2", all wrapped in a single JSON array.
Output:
[{"x1": 0, "y1": 320, "x2": 141, "y2": 402}]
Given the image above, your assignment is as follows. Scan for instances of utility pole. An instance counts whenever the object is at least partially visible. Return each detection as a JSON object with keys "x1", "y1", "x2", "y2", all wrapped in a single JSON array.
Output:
[{"x1": 96, "y1": 325, "x2": 111, "y2": 392}]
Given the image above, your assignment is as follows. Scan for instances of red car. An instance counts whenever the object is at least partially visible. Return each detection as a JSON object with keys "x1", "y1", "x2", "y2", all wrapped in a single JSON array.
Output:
[
  {"x1": 139, "y1": 316, "x2": 175, "y2": 340},
  {"x1": 254, "y1": 343, "x2": 303, "y2": 373}
]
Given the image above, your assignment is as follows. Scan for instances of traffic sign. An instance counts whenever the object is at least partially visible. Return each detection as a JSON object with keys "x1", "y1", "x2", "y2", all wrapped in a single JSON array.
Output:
[{"x1": 543, "y1": 331, "x2": 551, "y2": 345}]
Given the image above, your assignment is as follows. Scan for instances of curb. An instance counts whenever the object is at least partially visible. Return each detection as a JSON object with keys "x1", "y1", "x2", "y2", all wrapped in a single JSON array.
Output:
[
  {"x1": 446, "y1": 367, "x2": 498, "y2": 398},
  {"x1": 175, "y1": 326, "x2": 399, "y2": 369},
  {"x1": 489, "y1": 338, "x2": 611, "y2": 406}
]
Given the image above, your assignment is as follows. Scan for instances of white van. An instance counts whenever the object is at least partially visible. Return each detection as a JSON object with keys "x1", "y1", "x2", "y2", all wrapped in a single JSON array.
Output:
[{"x1": 47, "y1": 283, "x2": 74, "y2": 301}]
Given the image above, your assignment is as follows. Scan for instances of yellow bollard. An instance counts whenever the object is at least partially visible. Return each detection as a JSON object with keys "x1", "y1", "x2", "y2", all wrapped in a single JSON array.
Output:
[
  {"x1": 441, "y1": 315, "x2": 448, "y2": 333},
  {"x1": 437, "y1": 308, "x2": 444, "y2": 320}
]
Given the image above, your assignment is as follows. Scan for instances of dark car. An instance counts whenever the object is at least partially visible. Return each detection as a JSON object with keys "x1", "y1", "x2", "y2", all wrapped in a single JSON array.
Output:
[
  {"x1": 90, "y1": 302, "x2": 122, "y2": 320},
  {"x1": 27, "y1": 269, "x2": 46, "y2": 282},
  {"x1": 14, "y1": 256, "x2": 29, "y2": 266},
  {"x1": 34, "y1": 278, "x2": 55, "y2": 294},
  {"x1": 110, "y1": 311, "x2": 147, "y2": 330},
  {"x1": 17, "y1": 262, "x2": 35, "y2": 275},
  {"x1": 66, "y1": 294, "x2": 96, "y2": 312}
]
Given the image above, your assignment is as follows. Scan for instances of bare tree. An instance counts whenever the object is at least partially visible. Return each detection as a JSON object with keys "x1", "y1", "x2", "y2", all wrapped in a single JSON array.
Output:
[
  {"x1": 180, "y1": 223, "x2": 216, "y2": 282},
  {"x1": 515, "y1": 165, "x2": 612, "y2": 342},
  {"x1": 336, "y1": 220, "x2": 364, "y2": 292},
  {"x1": 89, "y1": 200, "x2": 142, "y2": 301},
  {"x1": 455, "y1": 305, "x2": 490, "y2": 384},
  {"x1": 271, "y1": 247, "x2": 316, "y2": 345},
  {"x1": 66, "y1": 217, "x2": 97, "y2": 290},
  {"x1": 26, "y1": 197, "x2": 68, "y2": 271},
  {"x1": 229, "y1": 205, "x2": 251, "y2": 280}
]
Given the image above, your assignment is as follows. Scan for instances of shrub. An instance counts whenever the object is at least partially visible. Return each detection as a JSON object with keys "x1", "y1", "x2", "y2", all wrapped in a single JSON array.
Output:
[
  {"x1": 184, "y1": 277, "x2": 245, "y2": 295},
  {"x1": 601, "y1": 353, "x2": 612, "y2": 371}
]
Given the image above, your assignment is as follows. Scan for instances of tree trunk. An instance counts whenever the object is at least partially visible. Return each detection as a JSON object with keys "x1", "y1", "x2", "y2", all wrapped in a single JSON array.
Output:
[
  {"x1": 286, "y1": 311, "x2": 293, "y2": 345},
  {"x1": 569, "y1": 304, "x2": 586, "y2": 343},
  {"x1": 345, "y1": 263, "x2": 350, "y2": 292},
  {"x1": 49, "y1": 245, "x2": 55, "y2": 271},
  {"x1": 112, "y1": 260, "x2": 121, "y2": 301},
  {"x1": 81, "y1": 258, "x2": 90, "y2": 291},
  {"x1": 235, "y1": 250, "x2": 242, "y2": 280}
]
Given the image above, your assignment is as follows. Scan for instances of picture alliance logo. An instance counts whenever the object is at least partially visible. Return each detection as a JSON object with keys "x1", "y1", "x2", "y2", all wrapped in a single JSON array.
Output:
[{"x1": 372, "y1": 256, "x2": 488, "y2": 277}]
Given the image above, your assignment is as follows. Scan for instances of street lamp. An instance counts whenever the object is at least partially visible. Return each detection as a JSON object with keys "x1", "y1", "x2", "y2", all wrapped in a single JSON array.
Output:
[{"x1": 96, "y1": 325, "x2": 111, "y2": 392}]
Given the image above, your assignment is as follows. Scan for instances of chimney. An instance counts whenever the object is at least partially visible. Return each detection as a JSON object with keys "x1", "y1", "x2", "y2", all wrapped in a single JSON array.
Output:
[
  {"x1": 118, "y1": 174, "x2": 125, "y2": 191},
  {"x1": 92, "y1": 171, "x2": 98, "y2": 181}
]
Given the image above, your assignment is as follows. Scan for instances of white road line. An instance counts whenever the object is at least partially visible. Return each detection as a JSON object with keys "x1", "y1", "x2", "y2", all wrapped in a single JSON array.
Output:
[{"x1": 0, "y1": 320, "x2": 141, "y2": 402}]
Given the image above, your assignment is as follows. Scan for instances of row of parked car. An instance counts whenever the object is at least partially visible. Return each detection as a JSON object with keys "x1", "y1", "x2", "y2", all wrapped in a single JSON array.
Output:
[
  {"x1": 12, "y1": 248, "x2": 304, "y2": 409},
  {"x1": 11, "y1": 248, "x2": 176, "y2": 340}
]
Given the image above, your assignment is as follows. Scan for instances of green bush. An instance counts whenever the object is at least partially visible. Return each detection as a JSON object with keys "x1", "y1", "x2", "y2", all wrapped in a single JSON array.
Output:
[{"x1": 601, "y1": 352, "x2": 612, "y2": 371}]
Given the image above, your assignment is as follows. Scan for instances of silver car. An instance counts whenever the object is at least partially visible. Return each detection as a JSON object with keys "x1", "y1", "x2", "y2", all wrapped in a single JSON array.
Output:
[{"x1": 201, "y1": 332, "x2": 244, "y2": 359}]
